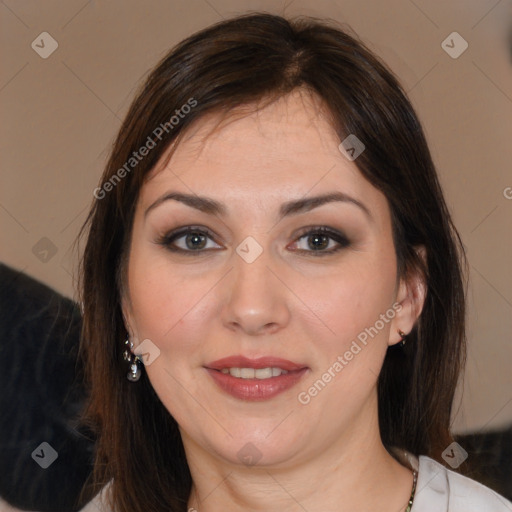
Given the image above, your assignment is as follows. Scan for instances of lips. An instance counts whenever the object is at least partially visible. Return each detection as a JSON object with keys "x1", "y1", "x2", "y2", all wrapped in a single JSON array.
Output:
[{"x1": 204, "y1": 355, "x2": 309, "y2": 401}]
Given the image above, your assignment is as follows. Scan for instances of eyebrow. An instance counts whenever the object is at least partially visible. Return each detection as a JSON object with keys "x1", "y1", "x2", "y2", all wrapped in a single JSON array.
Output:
[{"x1": 144, "y1": 191, "x2": 373, "y2": 222}]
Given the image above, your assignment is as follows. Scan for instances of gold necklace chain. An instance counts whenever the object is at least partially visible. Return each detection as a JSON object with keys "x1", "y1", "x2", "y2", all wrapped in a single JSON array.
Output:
[{"x1": 404, "y1": 469, "x2": 418, "y2": 512}]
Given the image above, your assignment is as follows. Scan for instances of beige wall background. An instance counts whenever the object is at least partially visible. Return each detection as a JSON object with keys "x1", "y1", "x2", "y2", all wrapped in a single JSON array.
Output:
[{"x1": 1, "y1": 0, "x2": 511, "y2": 434}]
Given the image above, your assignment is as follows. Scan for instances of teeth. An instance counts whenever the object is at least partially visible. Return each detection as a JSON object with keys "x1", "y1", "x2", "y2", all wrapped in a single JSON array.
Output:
[
  {"x1": 219, "y1": 367, "x2": 289, "y2": 379},
  {"x1": 230, "y1": 367, "x2": 241, "y2": 377},
  {"x1": 254, "y1": 368, "x2": 272, "y2": 379},
  {"x1": 240, "y1": 368, "x2": 255, "y2": 378}
]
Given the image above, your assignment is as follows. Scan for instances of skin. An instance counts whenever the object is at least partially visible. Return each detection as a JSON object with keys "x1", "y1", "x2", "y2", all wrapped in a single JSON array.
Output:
[{"x1": 122, "y1": 89, "x2": 426, "y2": 512}]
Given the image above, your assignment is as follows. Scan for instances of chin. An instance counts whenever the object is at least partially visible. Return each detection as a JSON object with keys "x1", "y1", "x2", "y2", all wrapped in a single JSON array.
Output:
[{"x1": 207, "y1": 430, "x2": 305, "y2": 468}]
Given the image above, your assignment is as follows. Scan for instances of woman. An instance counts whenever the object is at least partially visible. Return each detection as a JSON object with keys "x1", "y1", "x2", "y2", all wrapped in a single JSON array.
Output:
[{"x1": 77, "y1": 12, "x2": 512, "y2": 512}]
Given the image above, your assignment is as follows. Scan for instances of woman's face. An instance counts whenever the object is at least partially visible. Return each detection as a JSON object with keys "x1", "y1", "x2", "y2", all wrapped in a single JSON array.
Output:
[{"x1": 122, "y1": 90, "x2": 418, "y2": 468}]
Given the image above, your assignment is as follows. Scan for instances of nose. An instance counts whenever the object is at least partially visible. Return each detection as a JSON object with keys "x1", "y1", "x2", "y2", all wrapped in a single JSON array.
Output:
[{"x1": 220, "y1": 245, "x2": 291, "y2": 337}]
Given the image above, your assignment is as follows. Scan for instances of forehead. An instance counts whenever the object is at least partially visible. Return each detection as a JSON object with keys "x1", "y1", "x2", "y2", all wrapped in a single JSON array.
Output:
[{"x1": 140, "y1": 90, "x2": 388, "y2": 221}]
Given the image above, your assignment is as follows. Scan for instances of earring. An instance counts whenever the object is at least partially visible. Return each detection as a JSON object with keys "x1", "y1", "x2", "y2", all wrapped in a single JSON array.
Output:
[
  {"x1": 123, "y1": 337, "x2": 142, "y2": 382},
  {"x1": 397, "y1": 329, "x2": 407, "y2": 347},
  {"x1": 128, "y1": 358, "x2": 142, "y2": 382}
]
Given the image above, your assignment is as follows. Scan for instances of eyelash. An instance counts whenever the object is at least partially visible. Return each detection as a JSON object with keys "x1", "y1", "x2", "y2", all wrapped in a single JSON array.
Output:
[{"x1": 156, "y1": 225, "x2": 351, "y2": 257}]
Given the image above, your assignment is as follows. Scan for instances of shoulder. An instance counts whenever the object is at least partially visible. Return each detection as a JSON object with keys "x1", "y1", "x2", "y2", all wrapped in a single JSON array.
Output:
[
  {"x1": 413, "y1": 455, "x2": 512, "y2": 512},
  {"x1": 78, "y1": 482, "x2": 113, "y2": 512}
]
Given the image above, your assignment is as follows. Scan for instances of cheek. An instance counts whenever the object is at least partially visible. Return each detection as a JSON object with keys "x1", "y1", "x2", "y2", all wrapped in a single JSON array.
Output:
[
  {"x1": 304, "y1": 257, "x2": 396, "y2": 349},
  {"x1": 296, "y1": 265, "x2": 396, "y2": 414},
  {"x1": 127, "y1": 251, "x2": 217, "y2": 355},
  {"x1": 126, "y1": 253, "x2": 217, "y2": 424},
  {"x1": 128, "y1": 263, "x2": 176, "y2": 339}
]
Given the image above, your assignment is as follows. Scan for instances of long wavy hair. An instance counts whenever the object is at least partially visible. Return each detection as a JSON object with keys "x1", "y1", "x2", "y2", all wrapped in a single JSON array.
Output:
[{"x1": 76, "y1": 12, "x2": 468, "y2": 511}]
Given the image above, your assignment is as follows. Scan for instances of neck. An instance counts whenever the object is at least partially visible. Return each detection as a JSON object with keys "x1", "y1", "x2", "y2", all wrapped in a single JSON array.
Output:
[{"x1": 183, "y1": 400, "x2": 414, "y2": 512}]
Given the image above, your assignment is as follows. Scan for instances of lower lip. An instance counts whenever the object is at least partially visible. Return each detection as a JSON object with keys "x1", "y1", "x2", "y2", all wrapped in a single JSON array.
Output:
[{"x1": 205, "y1": 368, "x2": 309, "y2": 401}]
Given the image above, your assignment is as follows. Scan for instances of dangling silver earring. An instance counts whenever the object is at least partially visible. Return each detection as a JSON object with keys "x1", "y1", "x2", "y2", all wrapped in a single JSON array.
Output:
[
  {"x1": 397, "y1": 329, "x2": 407, "y2": 347},
  {"x1": 123, "y1": 337, "x2": 142, "y2": 382}
]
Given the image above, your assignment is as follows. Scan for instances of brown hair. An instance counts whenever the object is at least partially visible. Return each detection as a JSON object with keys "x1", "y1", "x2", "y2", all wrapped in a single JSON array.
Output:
[{"x1": 77, "y1": 12, "x2": 468, "y2": 511}]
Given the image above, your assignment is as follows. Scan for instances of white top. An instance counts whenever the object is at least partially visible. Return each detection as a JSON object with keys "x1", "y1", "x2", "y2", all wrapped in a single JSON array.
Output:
[
  {"x1": 402, "y1": 451, "x2": 512, "y2": 512},
  {"x1": 74, "y1": 452, "x2": 512, "y2": 511}
]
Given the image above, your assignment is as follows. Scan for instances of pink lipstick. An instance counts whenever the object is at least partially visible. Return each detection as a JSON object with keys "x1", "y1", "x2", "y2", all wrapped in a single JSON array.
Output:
[{"x1": 205, "y1": 355, "x2": 309, "y2": 401}]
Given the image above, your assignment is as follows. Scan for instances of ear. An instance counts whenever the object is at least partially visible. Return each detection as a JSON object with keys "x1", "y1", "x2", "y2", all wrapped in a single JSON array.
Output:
[
  {"x1": 388, "y1": 245, "x2": 427, "y2": 346},
  {"x1": 120, "y1": 292, "x2": 139, "y2": 344}
]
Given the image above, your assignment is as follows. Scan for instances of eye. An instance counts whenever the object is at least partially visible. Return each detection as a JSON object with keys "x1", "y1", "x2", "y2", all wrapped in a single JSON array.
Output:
[
  {"x1": 156, "y1": 225, "x2": 350, "y2": 256},
  {"x1": 156, "y1": 226, "x2": 222, "y2": 255},
  {"x1": 288, "y1": 226, "x2": 351, "y2": 256}
]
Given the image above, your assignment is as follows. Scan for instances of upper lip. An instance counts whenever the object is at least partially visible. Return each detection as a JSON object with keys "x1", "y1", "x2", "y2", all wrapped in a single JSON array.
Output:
[{"x1": 205, "y1": 355, "x2": 308, "y2": 372}]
